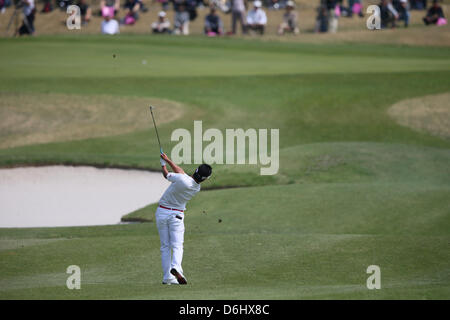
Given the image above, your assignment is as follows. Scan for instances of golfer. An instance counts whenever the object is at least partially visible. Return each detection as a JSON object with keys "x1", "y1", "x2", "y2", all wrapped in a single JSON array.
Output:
[{"x1": 157, "y1": 152, "x2": 212, "y2": 285}]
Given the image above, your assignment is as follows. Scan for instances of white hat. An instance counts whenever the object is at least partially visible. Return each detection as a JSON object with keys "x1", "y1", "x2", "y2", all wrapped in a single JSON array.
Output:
[
  {"x1": 254, "y1": 0, "x2": 262, "y2": 8},
  {"x1": 158, "y1": 11, "x2": 166, "y2": 17},
  {"x1": 286, "y1": 0, "x2": 295, "y2": 7}
]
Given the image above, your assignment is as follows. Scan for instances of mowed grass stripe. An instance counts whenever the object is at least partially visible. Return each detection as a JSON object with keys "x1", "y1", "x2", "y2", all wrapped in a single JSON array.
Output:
[{"x1": 1, "y1": 36, "x2": 450, "y2": 78}]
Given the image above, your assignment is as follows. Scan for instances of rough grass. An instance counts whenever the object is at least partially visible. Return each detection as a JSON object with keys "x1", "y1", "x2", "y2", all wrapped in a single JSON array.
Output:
[
  {"x1": 388, "y1": 92, "x2": 450, "y2": 139},
  {"x1": 0, "y1": 92, "x2": 184, "y2": 149}
]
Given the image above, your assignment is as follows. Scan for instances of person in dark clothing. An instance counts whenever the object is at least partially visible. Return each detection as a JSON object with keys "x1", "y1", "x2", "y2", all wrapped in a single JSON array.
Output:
[
  {"x1": 379, "y1": 0, "x2": 397, "y2": 29},
  {"x1": 393, "y1": 0, "x2": 410, "y2": 27},
  {"x1": 410, "y1": 0, "x2": 427, "y2": 10},
  {"x1": 204, "y1": 6, "x2": 223, "y2": 35},
  {"x1": 174, "y1": 0, "x2": 197, "y2": 21},
  {"x1": 77, "y1": 0, "x2": 91, "y2": 24},
  {"x1": 423, "y1": 0, "x2": 445, "y2": 25},
  {"x1": 19, "y1": 0, "x2": 35, "y2": 35},
  {"x1": 324, "y1": 0, "x2": 336, "y2": 10},
  {"x1": 315, "y1": 5, "x2": 329, "y2": 32},
  {"x1": 185, "y1": 0, "x2": 197, "y2": 21},
  {"x1": 123, "y1": 0, "x2": 141, "y2": 21},
  {"x1": 41, "y1": 0, "x2": 53, "y2": 13}
]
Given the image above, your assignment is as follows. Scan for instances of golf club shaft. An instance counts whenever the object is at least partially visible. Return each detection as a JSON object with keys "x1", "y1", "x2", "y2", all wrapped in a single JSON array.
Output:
[{"x1": 149, "y1": 106, "x2": 163, "y2": 154}]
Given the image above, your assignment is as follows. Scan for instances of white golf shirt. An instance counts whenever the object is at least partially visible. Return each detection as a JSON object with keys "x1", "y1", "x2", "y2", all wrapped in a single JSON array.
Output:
[
  {"x1": 159, "y1": 173, "x2": 200, "y2": 211},
  {"x1": 246, "y1": 8, "x2": 267, "y2": 25}
]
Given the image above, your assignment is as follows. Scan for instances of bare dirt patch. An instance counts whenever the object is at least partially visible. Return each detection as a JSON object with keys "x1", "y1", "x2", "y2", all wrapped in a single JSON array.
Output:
[
  {"x1": 388, "y1": 92, "x2": 450, "y2": 139},
  {"x1": 0, "y1": 93, "x2": 184, "y2": 149}
]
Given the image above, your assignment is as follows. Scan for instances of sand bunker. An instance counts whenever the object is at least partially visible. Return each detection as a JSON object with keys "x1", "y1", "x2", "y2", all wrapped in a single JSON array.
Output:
[
  {"x1": 0, "y1": 166, "x2": 170, "y2": 228},
  {"x1": 388, "y1": 92, "x2": 450, "y2": 139},
  {"x1": 0, "y1": 93, "x2": 184, "y2": 149}
]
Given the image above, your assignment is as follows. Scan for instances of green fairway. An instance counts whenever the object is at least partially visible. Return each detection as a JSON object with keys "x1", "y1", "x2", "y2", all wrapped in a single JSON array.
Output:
[{"x1": 0, "y1": 35, "x2": 449, "y2": 299}]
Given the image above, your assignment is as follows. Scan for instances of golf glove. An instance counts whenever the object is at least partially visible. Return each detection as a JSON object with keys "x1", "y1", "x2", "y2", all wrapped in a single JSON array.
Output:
[{"x1": 160, "y1": 158, "x2": 166, "y2": 167}]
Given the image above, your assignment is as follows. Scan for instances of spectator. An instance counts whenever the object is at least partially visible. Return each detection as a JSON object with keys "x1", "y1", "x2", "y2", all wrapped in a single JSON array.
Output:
[
  {"x1": 315, "y1": 4, "x2": 329, "y2": 32},
  {"x1": 411, "y1": 0, "x2": 427, "y2": 10},
  {"x1": 423, "y1": 0, "x2": 446, "y2": 25},
  {"x1": 393, "y1": 0, "x2": 410, "y2": 27},
  {"x1": 204, "y1": 6, "x2": 224, "y2": 35},
  {"x1": 246, "y1": 0, "x2": 267, "y2": 34},
  {"x1": 268, "y1": 0, "x2": 282, "y2": 10},
  {"x1": 346, "y1": 0, "x2": 363, "y2": 17},
  {"x1": 41, "y1": 0, "x2": 53, "y2": 13},
  {"x1": 379, "y1": 0, "x2": 398, "y2": 28},
  {"x1": 101, "y1": 10, "x2": 119, "y2": 34},
  {"x1": 173, "y1": 1, "x2": 190, "y2": 35},
  {"x1": 326, "y1": 0, "x2": 341, "y2": 33},
  {"x1": 230, "y1": 0, "x2": 247, "y2": 35},
  {"x1": 122, "y1": 0, "x2": 142, "y2": 25},
  {"x1": 1, "y1": 0, "x2": 11, "y2": 13},
  {"x1": 210, "y1": 0, "x2": 229, "y2": 12},
  {"x1": 152, "y1": 11, "x2": 171, "y2": 33},
  {"x1": 278, "y1": 1, "x2": 299, "y2": 35},
  {"x1": 19, "y1": 0, "x2": 35, "y2": 36},
  {"x1": 57, "y1": 0, "x2": 72, "y2": 11},
  {"x1": 100, "y1": 0, "x2": 119, "y2": 18},
  {"x1": 186, "y1": 0, "x2": 198, "y2": 21},
  {"x1": 77, "y1": 0, "x2": 91, "y2": 24},
  {"x1": 157, "y1": 0, "x2": 170, "y2": 11}
]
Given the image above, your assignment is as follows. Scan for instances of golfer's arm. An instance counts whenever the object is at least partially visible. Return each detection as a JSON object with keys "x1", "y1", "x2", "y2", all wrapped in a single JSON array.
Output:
[
  {"x1": 166, "y1": 158, "x2": 185, "y2": 174},
  {"x1": 162, "y1": 165, "x2": 169, "y2": 178}
]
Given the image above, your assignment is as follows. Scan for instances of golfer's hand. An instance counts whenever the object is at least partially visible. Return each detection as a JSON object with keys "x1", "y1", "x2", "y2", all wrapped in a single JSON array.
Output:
[
  {"x1": 160, "y1": 158, "x2": 166, "y2": 167},
  {"x1": 161, "y1": 153, "x2": 170, "y2": 162}
]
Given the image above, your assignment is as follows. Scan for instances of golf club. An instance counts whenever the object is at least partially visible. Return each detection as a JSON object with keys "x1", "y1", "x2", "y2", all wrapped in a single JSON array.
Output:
[{"x1": 149, "y1": 105, "x2": 163, "y2": 154}]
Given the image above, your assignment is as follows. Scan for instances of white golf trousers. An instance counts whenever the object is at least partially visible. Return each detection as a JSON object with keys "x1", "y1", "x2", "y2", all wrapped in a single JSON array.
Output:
[{"x1": 155, "y1": 206, "x2": 185, "y2": 281}]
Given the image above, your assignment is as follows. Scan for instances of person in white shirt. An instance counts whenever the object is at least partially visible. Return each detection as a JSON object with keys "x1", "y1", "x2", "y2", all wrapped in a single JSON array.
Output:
[
  {"x1": 157, "y1": 152, "x2": 212, "y2": 285},
  {"x1": 278, "y1": 1, "x2": 299, "y2": 35},
  {"x1": 246, "y1": 0, "x2": 267, "y2": 35},
  {"x1": 101, "y1": 14, "x2": 120, "y2": 35},
  {"x1": 152, "y1": 11, "x2": 171, "y2": 34}
]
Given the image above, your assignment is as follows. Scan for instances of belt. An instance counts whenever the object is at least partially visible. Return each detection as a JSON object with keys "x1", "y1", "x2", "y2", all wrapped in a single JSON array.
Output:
[{"x1": 159, "y1": 205, "x2": 184, "y2": 213}]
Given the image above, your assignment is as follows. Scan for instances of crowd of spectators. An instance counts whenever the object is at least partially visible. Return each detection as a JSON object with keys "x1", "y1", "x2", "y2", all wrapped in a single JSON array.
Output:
[
  {"x1": 0, "y1": 0, "x2": 446, "y2": 37},
  {"x1": 376, "y1": 0, "x2": 446, "y2": 29},
  {"x1": 314, "y1": 0, "x2": 445, "y2": 32},
  {"x1": 423, "y1": 0, "x2": 446, "y2": 25}
]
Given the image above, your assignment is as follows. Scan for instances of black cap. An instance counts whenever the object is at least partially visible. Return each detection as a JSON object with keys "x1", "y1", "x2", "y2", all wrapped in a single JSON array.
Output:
[{"x1": 193, "y1": 164, "x2": 212, "y2": 182}]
